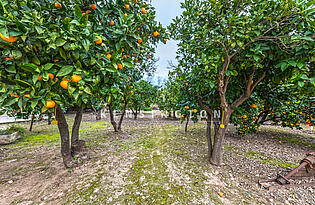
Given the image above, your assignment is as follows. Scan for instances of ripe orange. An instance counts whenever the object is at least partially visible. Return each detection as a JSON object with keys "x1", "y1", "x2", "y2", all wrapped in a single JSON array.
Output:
[
  {"x1": 48, "y1": 73, "x2": 54, "y2": 80},
  {"x1": 185, "y1": 106, "x2": 189, "y2": 109},
  {"x1": 46, "y1": 100, "x2": 56, "y2": 108},
  {"x1": 122, "y1": 48, "x2": 124, "y2": 52},
  {"x1": 250, "y1": 104, "x2": 258, "y2": 108},
  {"x1": 62, "y1": 77, "x2": 68, "y2": 81},
  {"x1": 164, "y1": 39, "x2": 167, "y2": 43},
  {"x1": 193, "y1": 109, "x2": 198, "y2": 113},
  {"x1": 55, "y1": 2, "x2": 62, "y2": 9},
  {"x1": 91, "y1": 4, "x2": 97, "y2": 10},
  {"x1": 153, "y1": 31, "x2": 160, "y2": 37},
  {"x1": 137, "y1": 27, "x2": 141, "y2": 31},
  {"x1": 141, "y1": 8, "x2": 146, "y2": 14},
  {"x1": 137, "y1": 38, "x2": 142, "y2": 44},
  {"x1": 37, "y1": 75, "x2": 43, "y2": 81},
  {"x1": 117, "y1": 64, "x2": 123, "y2": 70},
  {"x1": 95, "y1": 36, "x2": 102, "y2": 44},
  {"x1": 125, "y1": 4, "x2": 130, "y2": 10},
  {"x1": 86, "y1": 10, "x2": 91, "y2": 14},
  {"x1": 109, "y1": 21, "x2": 115, "y2": 26},
  {"x1": 60, "y1": 80, "x2": 69, "y2": 89},
  {"x1": 71, "y1": 75, "x2": 82, "y2": 83},
  {"x1": 0, "y1": 33, "x2": 18, "y2": 43},
  {"x1": 107, "y1": 53, "x2": 112, "y2": 60},
  {"x1": 5, "y1": 58, "x2": 12, "y2": 61},
  {"x1": 24, "y1": 94, "x2": 31, "y2": 98}
]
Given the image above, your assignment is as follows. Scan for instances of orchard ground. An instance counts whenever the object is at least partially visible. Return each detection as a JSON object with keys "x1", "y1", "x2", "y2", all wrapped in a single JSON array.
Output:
[{"x1": 0, "y1": 112, "x2": 314, "y2": 205}]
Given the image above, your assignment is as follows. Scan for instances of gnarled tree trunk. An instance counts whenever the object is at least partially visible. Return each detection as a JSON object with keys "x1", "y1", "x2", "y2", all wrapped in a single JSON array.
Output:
[
  {"x1": 210, "y1": 109, "x2": 232, "y2": 166},
  {"x1": 109, "y1": 102, "x2": 118, "y2": 132},
  {"x1": 55, "y1": 105, "x2": 73, "y2": 168},
  {"x1": 118, "y1": 100, "x2": 128, "y2": 131},
  {"x1": 71, "y1": 106, "x2": 85, "y2": 155},
  {"x1": 29, "y1": 115, "x2": 34, "y2": 132},
  {"x1": 185, "y1": 116, "x2": 189, "y2": 132},
  {"x1": 206, "y1": 112, "x2": 213, "y2": 161},
  {"x1": 96, "y1": 108, "x2": 102, "y2": 120}
]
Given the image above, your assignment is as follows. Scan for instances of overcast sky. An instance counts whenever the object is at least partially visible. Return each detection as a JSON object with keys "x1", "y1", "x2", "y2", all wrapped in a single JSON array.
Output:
[{"x1": 151, "y1": 0, "x2": 183, "y2": 78}]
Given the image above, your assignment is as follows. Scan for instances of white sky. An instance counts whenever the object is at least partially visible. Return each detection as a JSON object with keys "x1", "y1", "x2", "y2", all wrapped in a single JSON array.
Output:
[{"x1": 151, "y1": 0, "x2": 183, "y2": 77}]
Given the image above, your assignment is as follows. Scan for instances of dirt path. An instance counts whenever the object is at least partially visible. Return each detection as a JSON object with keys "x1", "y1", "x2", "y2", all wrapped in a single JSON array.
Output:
[{"x1": 0, "y1": 114, "x2": 314, "y2": 204}]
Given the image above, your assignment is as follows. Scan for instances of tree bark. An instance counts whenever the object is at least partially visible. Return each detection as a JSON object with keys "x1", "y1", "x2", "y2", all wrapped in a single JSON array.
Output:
[
  {"x1": 96, "y1": 108, "x2": 102, "y2": 120},
  {"x1": 118, "y1": 100, "x2": 128, "y2": 131},
  {"x1": 109, "y1": 102, "x2": 118, "y2": 132},
  {"x1": 29, "y1": 115, "x2": 34, "y2": 132},
  {"x1": 71, "y1": 106, "x2": 85, "y2": 155},
  {"x1": 55, "y1": 105, "x2": 73, "y2": 168},
  {"x1": 210, "y1": 109, "x2": 232, "y2": 166},
  {"x1": 206, "y1": 112, "x2": 213, "y2": 161},
  {"x1": 134, "y1": 108, "x2": 138, "y2": 120},
  {"x1": 185, "y1": 116, "x2": 189, "y2": 132}
]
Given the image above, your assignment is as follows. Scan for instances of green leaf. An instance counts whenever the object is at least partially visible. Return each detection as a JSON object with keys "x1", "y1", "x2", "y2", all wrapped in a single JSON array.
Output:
[
  {"x1": 310, "y1": 77, "x2": 315, "y2": 85},
  {"x1": 59, "y1": 49, "x2": 67, "y2": 60},
  {"x1": 296, "y1": 62, "x2": 304, "y2": 69},
  {"x1": 44, "y1": 63, "x2": 54, "y2": 70},
  {"x1": 288, "y1": 60, "x2": 296, "y2": 67},
  {"x1": 124, "y1": 62, "x2": 133, "y2": 68},
  {"x1": 298, "y1": 81, "x2": 304, "y2": 87},
  {"x1": 35, "y1": 26, "x2": 44, "y2": 34},
  {"x1": 57, "y1": 65, "x2": 73, "y2": 76},
  {"x1": 74, "y1": 5, "x2": 82, "y2": 20},
  {"x1": 106, "y1": 67, "x2": 116, "y2": 72},
  {"x1": 84, "y1": 87, "x2": 92, "y2": 95},
  {"x1": 32, "y1": 56, "x2": 41, "y2": 65},
  {"x1": 15, "y1": 19, "x2": 27, "y2": 32},
  {"x1": 31, "y1": 101, "x2": 38, "y2": 109},
  {"x1": 5, "y1": 65, "x2": 16, "y2": 73},
  {"x1": 3, "y1": 98, "x2": 17, "y2": 107},
  {"x1": 56, "y1": 38, "x2": 67, "y2": 47},
  {"x1": 20, "y1": 64, "x2": 39, "y2": 73},
  {"x1": 281, "y1": 63, "x2": 288, "y2": 71}
]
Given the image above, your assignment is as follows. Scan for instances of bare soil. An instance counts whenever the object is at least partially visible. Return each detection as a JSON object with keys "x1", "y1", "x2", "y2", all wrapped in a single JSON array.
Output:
[{"x1": 0, "y1": 112, "x2": 314, "y2": 205}]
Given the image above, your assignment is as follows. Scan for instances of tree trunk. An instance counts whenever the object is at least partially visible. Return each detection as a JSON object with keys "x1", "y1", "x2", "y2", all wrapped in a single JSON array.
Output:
[
  {"x1": 96, "y1": 108, "x2": 102, "y2": 120},
  {"x1": 29, "y1": 115, "x2": 34, "y2": 132},
  {"x1": 173, "y1": 110, "x2": 176, "y2": 119},
  {"x1": 134, "y1": 108, "x2": 138, "y2": 120},
  {"x1": 48, "y1": 114, "x2": 52, "y2": 125},
  {"x1": 210, "y1": 109, "x2": 231, "y2": 166},
  {"x1": 185, "y1": 116, "x2": 189, "y2": 132},
  {"x1": 55, "y1": 105, "x2": 73, "y2": 168},
  {"x1": 206, "y1": 112, "x2": 213, "y2": 161},
  {"x1": 118, "y1": 100, "x2": 128, "y2": 131},
  {"x1": 71, "y1": 106, "x2": 85, "y2": 155},
  {"x1": 109, "y1": 102, "x2": 118, "y2": 132}
]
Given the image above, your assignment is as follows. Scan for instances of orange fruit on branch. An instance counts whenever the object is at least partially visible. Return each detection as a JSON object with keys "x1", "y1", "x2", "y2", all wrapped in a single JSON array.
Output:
[
  {"x1": 141, "y1": 8, "x2": 146, "y2": 14},
  {"x1": 0, "y1": 33, "x2": 18, "y2": 43},
  {"x1": 250, "y1": 104, "x2": 258, "y2": 108},
  {"x1": 37, "y1": 75, "x2": 43, "y2": 81},
  {"x1": 46, "y1": 100, "x2": 56, "y2": 108},
  {"x1": 60, "y1": 80, "x2": 69, "y2": 89},
  {"x1": 109, "y1": 21, "x2": 115, "y2": 26},
  {"x1": 106, "y1": 53, "x2": 112, "y2": 60},
  {"x1": 48, "y1": 73, "x2": 54, "y2": 80},
  {"x1": 91, "y1": 4, "x2": 97, "y2": 10},
  {"x1": 71, "y1": 75, "x2": 82, "y2": 83},
  {"x1": 153, "y1": 31, "x2": 160, "y2": 37},
  {"x1": 95, "y1": 36, "x2": 102, "y2": 44},
  {"x1": 137, "y1": 38, "x2": 142, "y2": 44},
  {"x1": 117, "y1": 64, "x2": 123, "y2": 70},
  {"x1": 55, "y1": 2, "x2": 62, "y2": 9},
  {"x1": 125, "y1": 4, "x2": 130, "y2": 10}
]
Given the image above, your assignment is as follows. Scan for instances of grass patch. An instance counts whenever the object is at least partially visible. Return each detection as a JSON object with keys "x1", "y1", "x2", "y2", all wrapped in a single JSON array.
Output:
[{"x1": 245, "y1": 150, "x2": 298, "y2": 169}]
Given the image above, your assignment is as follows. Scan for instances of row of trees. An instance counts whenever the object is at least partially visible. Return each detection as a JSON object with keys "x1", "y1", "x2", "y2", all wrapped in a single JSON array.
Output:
[
  {"x1": 161, "y1": 0, "x2": 314, "y2": 166},
  {"x1": 0, "y1": 0, "x2": 165, "y2": 167}
]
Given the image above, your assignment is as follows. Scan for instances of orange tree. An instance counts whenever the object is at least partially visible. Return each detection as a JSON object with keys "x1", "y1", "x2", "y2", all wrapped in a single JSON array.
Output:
[
  {"x1": 0, "y1": 0, "x2": 165, "y2": 167},
  {"x1": 170, "y1": 0, "x2": 314, "y2": 165},
  {"x1": 128, "y1": 79, "x2": 158, "y2": 119}
]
